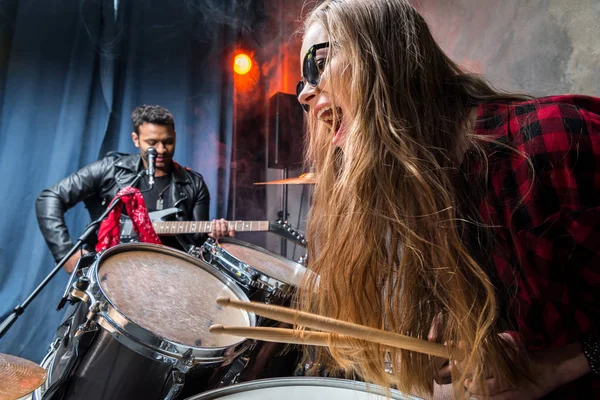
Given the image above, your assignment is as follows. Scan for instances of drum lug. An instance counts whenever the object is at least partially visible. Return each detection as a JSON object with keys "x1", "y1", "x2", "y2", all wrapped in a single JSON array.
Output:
[
  {"x1": 181, "y1": 348, "x2": 194, "y2": 367},
  {"x1": 163, "y1": 369, "x2": 185, "y2": 400},
  {"x1": 187, "y1": 245, "x2": 203, "y2": 259},
  {"x1": 218, "y1": 356, "x2": 248, "y2": 387},
  {"x1": 264, "y1": 284, "x2": 286, "y2": 303},
  {"x1": 73, "y1": 303, "x2": 100, "y2": 357},
  {"x1": 75, "y1": 301, "x2": 101, "y2": 338},
  {"x1": 263, "y1": 289, "x2": 276, "y2": 304},
  {"x1": 297, "y1": 254, "x2": 308, "y2": 266},
  {"x1": 202, "y1": 239, "x2": 219, "y2": 263},
  {"x1": 68, "y1": 276, "x2": 90, "y2": 304},
  {"x1": 49, "y1": 337, "x2": 61, "y2": 352}
]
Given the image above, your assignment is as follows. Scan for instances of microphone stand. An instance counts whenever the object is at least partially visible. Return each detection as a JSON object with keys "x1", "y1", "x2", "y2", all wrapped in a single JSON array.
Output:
[{"x1": 0, "y1": 170, "x2": 147, "y2": 340}]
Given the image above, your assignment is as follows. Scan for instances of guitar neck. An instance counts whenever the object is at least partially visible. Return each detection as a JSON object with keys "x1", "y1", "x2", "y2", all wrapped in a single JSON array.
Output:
[{"x1": 152, "y1": 220, "x2": 270, "y2": 235}]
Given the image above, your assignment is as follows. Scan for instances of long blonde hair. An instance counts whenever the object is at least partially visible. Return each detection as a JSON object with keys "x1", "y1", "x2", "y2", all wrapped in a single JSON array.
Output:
[{"x1": 297, "y1": 0, "x2": 531, "y2": 396}]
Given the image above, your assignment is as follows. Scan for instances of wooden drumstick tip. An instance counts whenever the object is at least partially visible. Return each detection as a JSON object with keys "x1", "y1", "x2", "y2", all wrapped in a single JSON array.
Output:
[
  {"x1": 216, "y1": 297, "x2": 232, "y2": 306},
  {"x1": 209, "y1": 324, "x2": 224, "y2": 333}
]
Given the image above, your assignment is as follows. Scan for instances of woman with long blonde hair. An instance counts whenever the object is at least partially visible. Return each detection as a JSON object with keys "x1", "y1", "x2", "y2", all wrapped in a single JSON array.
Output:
[{"x1": 295, "y1": 0, "x2": 600, "y2": 398}]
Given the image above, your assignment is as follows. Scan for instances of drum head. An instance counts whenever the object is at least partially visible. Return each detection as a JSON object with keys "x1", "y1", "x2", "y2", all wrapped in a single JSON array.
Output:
[
  {"x1": 183, "y1": 377, "x2": 421, "y2": 400},
  {"x1": 219, "y1": 240, "x2": 308, "y2": 287},
  {"x1": 97, "y1": 244, "x2": 250, "y2": 348}
]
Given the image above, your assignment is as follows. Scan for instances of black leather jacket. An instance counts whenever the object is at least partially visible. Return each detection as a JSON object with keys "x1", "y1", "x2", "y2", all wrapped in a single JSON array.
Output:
[{"x1": 35, "y1": 154, "x2": 210, "y2": 262}]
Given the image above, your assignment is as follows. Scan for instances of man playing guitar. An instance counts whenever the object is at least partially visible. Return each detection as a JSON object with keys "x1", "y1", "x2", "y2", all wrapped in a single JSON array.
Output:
[{"x1": 35, "y1": 105, "x2": 234, "y2": 273}]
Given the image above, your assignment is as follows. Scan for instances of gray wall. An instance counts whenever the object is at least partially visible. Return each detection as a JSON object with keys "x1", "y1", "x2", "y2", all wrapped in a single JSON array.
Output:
[{"x1": 411, "y1": 0, "x2": 600, "y2": 96}]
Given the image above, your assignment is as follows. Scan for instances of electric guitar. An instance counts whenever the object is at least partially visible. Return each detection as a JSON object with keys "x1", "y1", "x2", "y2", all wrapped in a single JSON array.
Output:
[{"x1": 120, "y1": 207, "x2": 307, "y2": 247}]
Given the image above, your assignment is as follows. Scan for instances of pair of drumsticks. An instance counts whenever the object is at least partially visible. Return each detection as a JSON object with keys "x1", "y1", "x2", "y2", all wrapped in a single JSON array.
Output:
[{"x1": 210, "y1": 298, "x2": 450, "y2": 359}]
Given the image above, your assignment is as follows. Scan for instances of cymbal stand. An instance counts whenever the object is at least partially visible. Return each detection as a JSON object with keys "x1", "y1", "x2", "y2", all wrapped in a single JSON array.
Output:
[{"x1": 278, "y1": 167, "x2": 289, "y2": 257}]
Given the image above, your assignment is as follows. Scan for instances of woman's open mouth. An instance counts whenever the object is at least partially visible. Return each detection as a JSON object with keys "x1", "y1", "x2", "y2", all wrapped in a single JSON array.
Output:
[{"x1": 317, "y1": 106, "x2": 343, "y2": 143}]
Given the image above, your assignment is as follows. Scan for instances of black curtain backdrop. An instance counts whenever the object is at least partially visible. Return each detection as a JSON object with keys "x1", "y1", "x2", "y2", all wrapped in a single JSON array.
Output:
[{"x1": 0, "y1": 0, "x2": 263, "y2": 362}]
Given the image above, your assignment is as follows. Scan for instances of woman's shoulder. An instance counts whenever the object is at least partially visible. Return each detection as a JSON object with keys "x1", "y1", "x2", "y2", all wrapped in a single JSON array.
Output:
[
  {"x1": 475, "y1": 94, "x2": 600, "y2": 217},
  {"x1": 476, "y1": 94, "x2": 600, "y2": 147}
]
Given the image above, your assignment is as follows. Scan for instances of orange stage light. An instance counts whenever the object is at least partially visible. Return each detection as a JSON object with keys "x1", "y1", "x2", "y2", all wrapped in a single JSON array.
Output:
[{"x1": 234, "y1": 54, "x2": 252, "y2": 75}]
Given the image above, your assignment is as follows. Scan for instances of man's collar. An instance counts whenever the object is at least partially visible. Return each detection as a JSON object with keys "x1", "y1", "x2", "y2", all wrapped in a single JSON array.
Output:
[
  {"x1": 115, "y1": 154, "x2": 190, "y2": 184},
  {"x1": 113, "y1": 154, "x2": 141, "y2": 172}
]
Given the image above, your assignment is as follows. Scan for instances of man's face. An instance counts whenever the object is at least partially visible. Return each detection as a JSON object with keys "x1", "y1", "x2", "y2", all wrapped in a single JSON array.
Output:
[{"x1": 131, "y1": 123, "x2": 176, "y2": 175}]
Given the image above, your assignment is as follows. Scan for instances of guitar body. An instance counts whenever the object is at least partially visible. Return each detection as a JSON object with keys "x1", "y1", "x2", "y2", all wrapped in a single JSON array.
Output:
[{"x1": 120, "y1": 207, "x2": 182, "y2": 243}]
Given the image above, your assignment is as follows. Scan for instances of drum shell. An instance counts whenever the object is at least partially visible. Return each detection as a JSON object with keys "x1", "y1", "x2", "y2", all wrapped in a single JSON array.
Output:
[
  {"x1": 37, "y1": 244, "x2": 255, "y2": 400},
  {"x1": 202, "y1": 239, "x2": 311, "y2": 381},
  {"x1": 202, "y1": 238, "x2": 310, "y2": 302},
  {"x1": 44, "y1": 326, "x2": 232, "y2": 400},
  {"x1": 88, "y1": 244, "x2": 253, "y2": 365}
]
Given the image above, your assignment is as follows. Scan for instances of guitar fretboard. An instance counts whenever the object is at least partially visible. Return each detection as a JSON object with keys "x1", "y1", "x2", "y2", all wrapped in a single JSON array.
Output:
[{"x1": 152, "y1": 220, "x2": 269, "y2": 235}]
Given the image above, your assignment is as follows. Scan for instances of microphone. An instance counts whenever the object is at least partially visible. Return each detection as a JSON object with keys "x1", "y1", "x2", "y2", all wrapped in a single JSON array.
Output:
[{"x1": 146, "y1": 147, "x2": 158, "y2": 188}]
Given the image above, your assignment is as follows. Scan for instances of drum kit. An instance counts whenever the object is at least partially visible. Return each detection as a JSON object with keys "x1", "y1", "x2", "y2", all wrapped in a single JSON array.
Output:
[{"x1": 0, "y1": 173, "x2": 421, "y2": 400}]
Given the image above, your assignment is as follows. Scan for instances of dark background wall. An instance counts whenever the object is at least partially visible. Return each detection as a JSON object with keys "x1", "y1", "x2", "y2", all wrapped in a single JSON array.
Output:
[{"x1": 231, "y1": 0, "x2": 309, "y2": 255}]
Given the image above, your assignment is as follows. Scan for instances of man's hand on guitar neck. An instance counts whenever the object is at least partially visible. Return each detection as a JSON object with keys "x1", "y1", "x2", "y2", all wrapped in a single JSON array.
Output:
[{"x1": 208, "y1": 218, "x2": 236, "y2": 239}]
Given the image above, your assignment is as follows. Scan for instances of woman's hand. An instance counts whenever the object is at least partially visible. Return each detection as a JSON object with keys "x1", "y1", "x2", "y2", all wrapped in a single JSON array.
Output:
[
  {"x1": 465, "y1": 359, "x2": 555, "y2": 399},
  {"x1": 427, "y1": 320, "x2": 590, "y2": 400},
  {"x1": 428, "y1": 314, "x2": 452, "y2": 384},
  {"x1": 466, "y1": 342, "x2": 589, "y2": 400}
]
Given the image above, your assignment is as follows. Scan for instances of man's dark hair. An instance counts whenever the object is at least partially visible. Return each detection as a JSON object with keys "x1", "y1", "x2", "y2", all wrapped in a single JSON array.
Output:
[{"x1": 131, "y1": 105, "x2": 175, "y2": 134}]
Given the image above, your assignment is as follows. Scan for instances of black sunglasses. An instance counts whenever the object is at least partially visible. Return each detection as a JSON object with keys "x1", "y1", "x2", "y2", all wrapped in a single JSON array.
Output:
[{"x1": 296, "y1": 42, "x2": 330, "y2": 113}]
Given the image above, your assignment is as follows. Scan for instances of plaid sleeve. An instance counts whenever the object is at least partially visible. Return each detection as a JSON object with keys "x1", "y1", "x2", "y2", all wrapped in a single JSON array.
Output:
[{"x1": 478, "y1": 95, "x2": 600, "y2": 349}]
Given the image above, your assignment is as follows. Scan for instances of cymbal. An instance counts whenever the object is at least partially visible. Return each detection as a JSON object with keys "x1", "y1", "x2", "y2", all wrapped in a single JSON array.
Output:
[
  {"x1": 254, "y1": 173, "x2": 317, "y2": 185},
  {"x1": 0, "y1": 353, "x2": 46, "y2": 400}
]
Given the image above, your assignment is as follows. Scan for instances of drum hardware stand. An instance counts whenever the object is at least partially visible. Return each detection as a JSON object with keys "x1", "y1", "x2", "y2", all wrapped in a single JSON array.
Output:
[
  {"x1": 163, "y1": 352, "x2": 191, "y2": 400},
  {"x1": 292, "y1": 178, "x2": 308, "y2": 263},
  {"x1": 0, "y1": 170, "x2": 147, "y2": 340},
  {"x1": 163, "y1": 369, "x2": 185, "y2": 400},
  {"x1": 278, "y1": 167, "x2": 290, "y2": 258},
  {"x1": 187, "y1": 245, "x2": 203, "y2": 259},
  {"x1": 41, "y1": 302, "x2": 102, "y2": 400},
  {"x1": 218, "y1": 356, "x2": 249, "y2": 387},
  {"x1": 74, "y1": 302, "x2": 101, "y2": 339}
]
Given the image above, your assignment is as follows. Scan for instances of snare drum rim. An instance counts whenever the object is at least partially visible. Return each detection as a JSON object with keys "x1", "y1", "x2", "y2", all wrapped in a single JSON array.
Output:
[
  {"x1": 206, "y1": 238, "x2": 309, "y2": 297},
  {"x1": 88, "y1": 243, "x2": 256, "y2": 367},
  {"x1": 182, "y1": 377, "x2": 422, "y2": 400}
]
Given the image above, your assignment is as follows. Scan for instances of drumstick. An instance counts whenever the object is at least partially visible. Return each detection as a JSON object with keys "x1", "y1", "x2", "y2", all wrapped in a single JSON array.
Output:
[
  {"x1": 209, "y1": 324, "x2": 352, "y2": 347},
  {"x1": 216, "y1": 297, "x2": 450, "y2": 358}
]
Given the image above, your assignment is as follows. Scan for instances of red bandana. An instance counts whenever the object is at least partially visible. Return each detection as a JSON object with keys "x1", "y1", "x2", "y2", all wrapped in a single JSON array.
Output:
[{"x1": 95, "y1": 186, "x2": 162, "y2": 252}]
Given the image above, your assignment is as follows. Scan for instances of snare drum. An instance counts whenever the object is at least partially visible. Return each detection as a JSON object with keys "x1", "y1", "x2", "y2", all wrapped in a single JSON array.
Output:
[
  {"x1": 35, "y1": 243, "x2": 255, "y2": 400},
  {"x1": 202, "y1": 239, "x2": 313, "y2": 381},
  {"x1": 183, "y1": 377, "x2": 422, "y2": 400},
  {"x1": 202, "y1": 238, "x2": 309, "y2": 301}
]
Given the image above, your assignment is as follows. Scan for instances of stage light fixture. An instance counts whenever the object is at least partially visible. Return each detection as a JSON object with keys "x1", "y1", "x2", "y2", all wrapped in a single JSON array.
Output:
[{"x1": 234, "y1": 53, "x2": 252, "y2": 75}]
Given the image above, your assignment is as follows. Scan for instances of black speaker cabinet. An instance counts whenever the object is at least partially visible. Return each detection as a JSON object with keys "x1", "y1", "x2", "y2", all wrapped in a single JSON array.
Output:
[{"x1": 268, "y1": 92, "x2": 304, "y2": 169}]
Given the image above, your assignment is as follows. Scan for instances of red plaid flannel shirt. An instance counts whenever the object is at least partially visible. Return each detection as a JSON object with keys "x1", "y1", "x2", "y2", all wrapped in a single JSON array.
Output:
[{"x1": 473, "y1": 95, "x2": 600, "y2": 397}]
